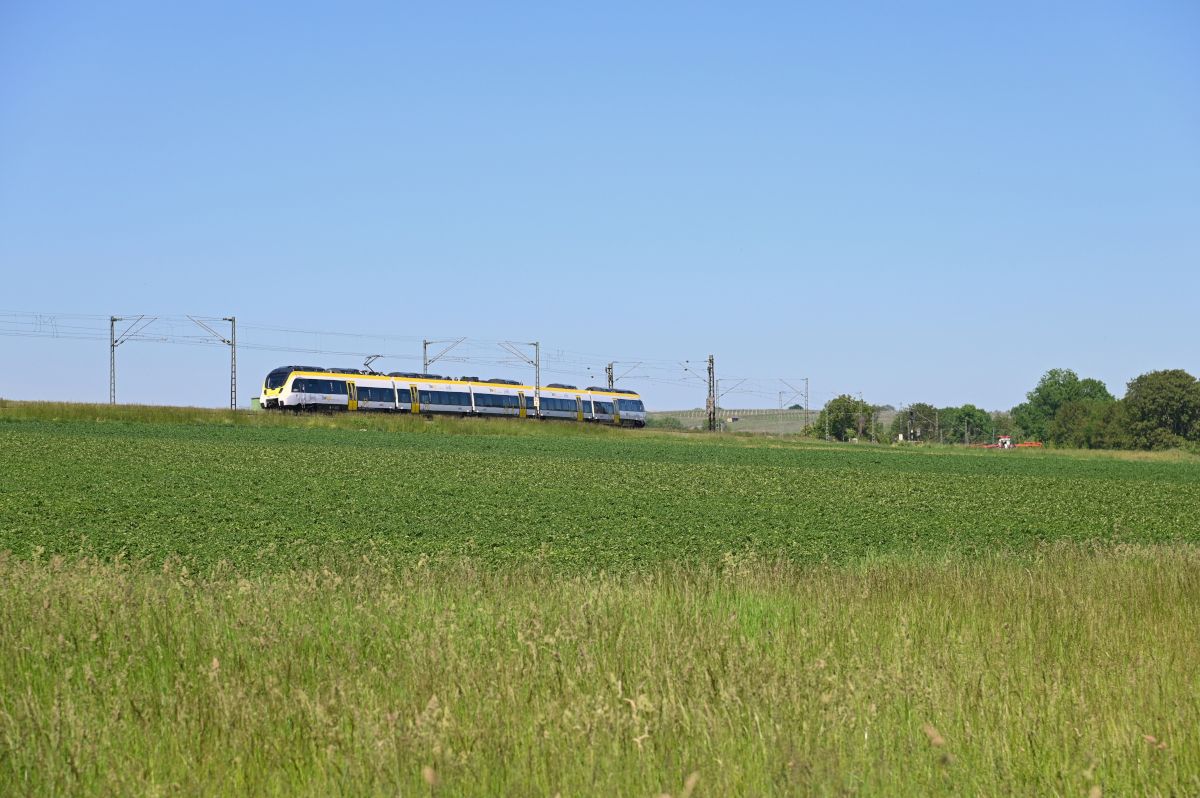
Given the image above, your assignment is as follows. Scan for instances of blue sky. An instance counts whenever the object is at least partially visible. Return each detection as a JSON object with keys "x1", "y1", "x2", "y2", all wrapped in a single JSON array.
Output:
[{"x1": 2, "y1": 1, "x2": 1197, "y2": 410}]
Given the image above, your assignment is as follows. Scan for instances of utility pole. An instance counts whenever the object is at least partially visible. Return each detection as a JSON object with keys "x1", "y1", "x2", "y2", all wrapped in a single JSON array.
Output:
[
  {"x1": 110, "y1": 316, "x2": 119, "y2": 404},
  {"x1": 778, "y1": 391, "x2": 785, "y2": 437},
  {"x1": 606, "y1": 362, "x2": 614, "y2": 390},
  {"x1": 187, "y1": 316, "x2": 236, "y2": 409},
  {"x1": 499, "y1": 341, "x2": 540, "y2": 417},
  {"x1": 706, "y1": 355, "x2": 715, "y2": 432},
  {"x1": 109, "y1": 315, "x2": 155, "y2": 405},
  {"x1": 226, "y1": 317, "x2": 236, "y2": 409},
  {"x1": 423, "y1": 338, "x2": 466, "y2": 375}
]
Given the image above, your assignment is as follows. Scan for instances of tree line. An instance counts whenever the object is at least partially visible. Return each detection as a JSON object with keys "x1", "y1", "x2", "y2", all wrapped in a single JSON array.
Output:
[{"x1": 808, "y1": 368, "x2": 1200, "y2": 451}]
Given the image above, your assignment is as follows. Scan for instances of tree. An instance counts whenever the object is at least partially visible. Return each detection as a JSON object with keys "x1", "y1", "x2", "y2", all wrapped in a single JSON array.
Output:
[
  {"x1": 1123, "y1": 369, "x2": 1200, "y2": 450},
  {"x1": 1012, "y1": 368, "x2": 1115, "y2": 442},
  {"x1": 1050, "y1": 400, "x2": 1131, "y2": 449},
  {"x1": 943, "y1": 404, "x2": 994, "y2": 445},
  {"x1": 812, "y1": 395, "x2": 879, "y2": 441},
  {"x1": 889, "y1": 403, "x2": 938, "y2": 442}
]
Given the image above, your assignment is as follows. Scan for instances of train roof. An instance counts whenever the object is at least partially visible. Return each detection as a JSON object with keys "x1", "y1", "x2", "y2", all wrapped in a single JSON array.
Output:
[
  {"x1": 586, "y1": 387, "x2": 640, "y2": 395},
  {"x1": 387, "y1": 372, "x2": 450, "y2": 380},
  {"x1": 269, "y1": 365, "x2": 325, "y2": 374},
  {"x1": 270, "y1": 368, "x2": 639, "y2": 396}
]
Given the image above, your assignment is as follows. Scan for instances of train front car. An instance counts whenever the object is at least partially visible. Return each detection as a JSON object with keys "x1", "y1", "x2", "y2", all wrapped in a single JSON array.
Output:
[
  {"x1": 260, "y1": 366, "x2": 325, "y2": 410},
  {"x1": 615, "y1": 390, "x2": 647, "y2": 426}
]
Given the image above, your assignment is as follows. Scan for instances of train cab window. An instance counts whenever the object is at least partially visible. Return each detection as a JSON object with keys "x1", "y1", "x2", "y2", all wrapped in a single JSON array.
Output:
[{"x1": 266, "y1": 370, "x2": 291, "y2": 390}]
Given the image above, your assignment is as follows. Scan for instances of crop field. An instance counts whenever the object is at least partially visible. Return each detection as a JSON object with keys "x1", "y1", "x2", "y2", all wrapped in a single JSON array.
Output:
[
  {"x1": 1, "y1": 406, "x2": 1199, "y2": 570},
  {"x1": 1, "y1": 404, "x2": 1199, "y2": 796}
]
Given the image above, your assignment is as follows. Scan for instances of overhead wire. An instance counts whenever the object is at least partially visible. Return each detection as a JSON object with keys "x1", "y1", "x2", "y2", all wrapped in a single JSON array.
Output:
[{"x1": 1, "y1": 310, "x2": 816, "y2": 404}]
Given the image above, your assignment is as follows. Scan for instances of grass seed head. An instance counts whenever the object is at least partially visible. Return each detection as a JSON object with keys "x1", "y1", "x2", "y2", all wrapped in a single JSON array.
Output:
[{"x1": 923, "y1": 725, "x2": 946, "y2": 746}]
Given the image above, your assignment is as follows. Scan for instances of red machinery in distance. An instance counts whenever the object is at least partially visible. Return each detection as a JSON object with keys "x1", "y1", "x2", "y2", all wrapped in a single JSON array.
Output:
[{"x1": 970, "y1": 435, "x2": 1042, "y2": 449}]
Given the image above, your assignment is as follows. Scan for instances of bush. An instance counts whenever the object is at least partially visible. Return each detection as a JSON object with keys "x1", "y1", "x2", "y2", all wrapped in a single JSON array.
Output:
[{"x1": 646, "y1": 415, "x2": 684, "y2": 430}]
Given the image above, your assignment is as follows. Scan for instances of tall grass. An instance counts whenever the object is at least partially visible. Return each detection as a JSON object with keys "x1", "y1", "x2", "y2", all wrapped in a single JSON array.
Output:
[
  {"x1": 0, "y1": 399, "x2": 642, "y2": 439},
  {"x1": 2, "y1": 545, "x2": 1197, "y2": 796},
  {"x1": 7, "y1": 399, "x2": 1197, "y2": 461}
]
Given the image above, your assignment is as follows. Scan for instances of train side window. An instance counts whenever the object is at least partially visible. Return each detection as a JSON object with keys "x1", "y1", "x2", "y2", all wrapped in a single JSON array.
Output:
[{"x1": 582, "y1": 401, "x2": 592, "y2": 413}]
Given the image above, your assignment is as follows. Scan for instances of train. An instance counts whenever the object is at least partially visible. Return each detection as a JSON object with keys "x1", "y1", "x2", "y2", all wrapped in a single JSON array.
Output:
[{"x1": 258, "y1": 366, "x2": 647, "y2": 426}]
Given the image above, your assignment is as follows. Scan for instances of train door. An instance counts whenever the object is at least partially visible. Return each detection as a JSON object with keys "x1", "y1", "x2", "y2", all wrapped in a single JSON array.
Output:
[
  {"x1": 410, "y1": 385, "x2": 420, "y2": 414},
  {"x1": 518, "y1": 392, "x2": 527, "y2": 419},
  {"x1": 347, "y1": 382, "x2": 358, "y2": 411},
  {"x1": 613, "y1": 397, "x2": 621, "y2": 425},
  {"x1": 576, "y1": 395, "x2": 583, "y2": 422}
]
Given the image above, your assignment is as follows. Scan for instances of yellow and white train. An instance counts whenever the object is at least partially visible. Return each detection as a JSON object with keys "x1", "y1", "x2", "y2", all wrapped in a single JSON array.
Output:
[{"x1": 259, "y1": 366, "x2": 647, "y2": 426}]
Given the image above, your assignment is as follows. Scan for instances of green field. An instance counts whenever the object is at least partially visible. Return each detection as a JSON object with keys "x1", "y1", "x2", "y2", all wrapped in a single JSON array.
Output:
[
  {"x1": 2, "y1": 406, "x2": 1199, "y2": 570},
  {"x1": 2, "y1": 404, "x2": 1199, "y2": 796}
]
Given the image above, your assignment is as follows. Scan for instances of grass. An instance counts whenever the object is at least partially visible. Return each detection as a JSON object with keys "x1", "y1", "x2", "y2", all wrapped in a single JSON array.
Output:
[
  {"x1": 0, "y1": 399, "x2": 641, "y2": 439},
  {"x1": 2, "y1": 401, "x2": 1199, "y2": 795},
  {"x1": 2, "y1": 545, "x2": 1197, "y2": 796},
  {"x1": 2, "y1": 402, "x2": 1200, "y2": 571}
]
